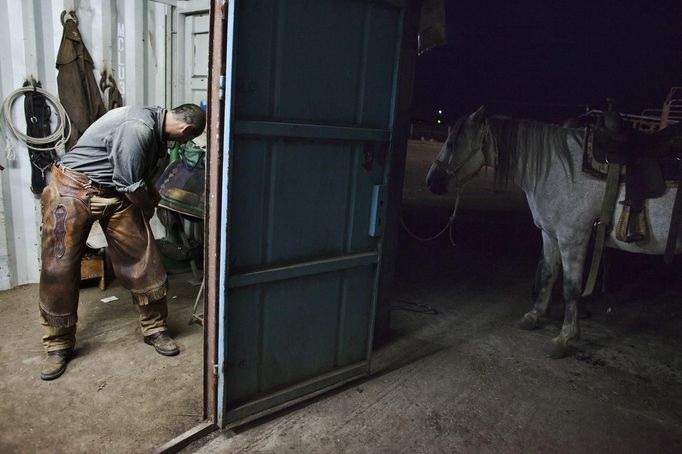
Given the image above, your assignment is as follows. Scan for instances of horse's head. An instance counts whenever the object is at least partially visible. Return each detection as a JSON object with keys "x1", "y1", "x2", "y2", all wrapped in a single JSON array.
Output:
[{"x1": 426, "y1": 105, "x2": 490, "y2": 195}]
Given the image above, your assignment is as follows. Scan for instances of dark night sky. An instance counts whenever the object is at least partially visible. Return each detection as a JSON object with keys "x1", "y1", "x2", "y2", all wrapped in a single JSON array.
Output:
[{"x1": 411, "y1": 0, "x2": 682, "y2": 124}]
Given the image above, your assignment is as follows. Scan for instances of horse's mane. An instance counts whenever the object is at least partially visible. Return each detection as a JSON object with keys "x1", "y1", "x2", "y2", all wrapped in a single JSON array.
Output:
[{"x1": 486, "y1": 116, "x2": 573, "y2": 188}]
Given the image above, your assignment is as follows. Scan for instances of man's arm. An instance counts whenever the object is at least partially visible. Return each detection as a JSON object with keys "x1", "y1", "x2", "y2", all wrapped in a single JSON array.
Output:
[
  {"x1": 110, "y1": 122, "x2": 152, "y2": 189},
  {"x1": 109, "y1": 121, "x2": 165, "y2": 218},
  {"x1": 129, "y1": 153, "x2": 169, "y2": 219}
]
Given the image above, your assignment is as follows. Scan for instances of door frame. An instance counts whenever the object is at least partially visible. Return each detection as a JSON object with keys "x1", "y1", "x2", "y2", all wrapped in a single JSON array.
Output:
[
  {"x1": 203, "y1": 0, "x2": 228, "y2": 427},
  {"x1": 170, "y1": 0, "x2": 210, "y2": 107},
  {"x1": 153, "y1": 1, "x2": 225, "y2": 452}
]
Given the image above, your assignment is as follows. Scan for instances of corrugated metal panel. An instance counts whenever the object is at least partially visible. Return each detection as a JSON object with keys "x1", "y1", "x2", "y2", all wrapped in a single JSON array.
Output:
[
  {"x1": 0, "y1": 0, "x2": 202, "y2": 290},
  {"x1": 0, "y1": 0, "x2": 47, "y2": 288},
  {"x1": 217, "y1": 0, "x2": 410, "y2": 426},
  {"x1": 0, "y1": 172, "x2": 10, "y2": 289}
]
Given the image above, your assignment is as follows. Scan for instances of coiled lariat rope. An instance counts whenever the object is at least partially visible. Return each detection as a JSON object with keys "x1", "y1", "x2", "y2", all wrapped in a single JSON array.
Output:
[
  {"x1": 400, "y1": 189, "x2": 461, "y2": 246},
  {"x1": 0, "y1": 85, "x2": 71, "y2": 160}
]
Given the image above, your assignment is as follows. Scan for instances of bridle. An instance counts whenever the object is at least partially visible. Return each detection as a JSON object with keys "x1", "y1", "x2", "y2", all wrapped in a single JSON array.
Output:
[
  {"x1": 406, "y1": 114, "x2": 491, "y2": 247},
  {"x1": 432, "y1": 116, "x2": 489, "y2": 179}
]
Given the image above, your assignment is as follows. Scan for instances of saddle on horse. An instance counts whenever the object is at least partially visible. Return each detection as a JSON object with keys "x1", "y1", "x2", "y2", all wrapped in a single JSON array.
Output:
[{"x1": 587, "y1": 99, "x2": 682, "y2": 243}]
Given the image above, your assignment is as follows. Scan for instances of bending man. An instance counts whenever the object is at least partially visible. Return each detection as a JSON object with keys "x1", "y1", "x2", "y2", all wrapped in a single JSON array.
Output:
[{"x1": 39, "y1": 104, "x2": 206, "y2": 380}]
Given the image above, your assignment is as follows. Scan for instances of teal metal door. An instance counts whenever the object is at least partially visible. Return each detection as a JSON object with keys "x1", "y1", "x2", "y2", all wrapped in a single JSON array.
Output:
[{"x1": 217, "y1": 0, "x2": 414, "y2": 426}]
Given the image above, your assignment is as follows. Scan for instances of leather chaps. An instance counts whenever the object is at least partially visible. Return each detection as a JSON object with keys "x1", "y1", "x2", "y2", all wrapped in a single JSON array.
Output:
[{"x1": 39, "y1": 164, "x2": 167, "y2": 327}]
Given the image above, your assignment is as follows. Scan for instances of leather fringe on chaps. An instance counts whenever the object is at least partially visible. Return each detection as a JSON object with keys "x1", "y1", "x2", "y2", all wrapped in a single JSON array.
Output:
[
  {"x1": 131, "y1": 281, "x2": 169, "y2": 306},
  {"x1": 39, "y1": 309, "x2": 78, "y2": 329}
]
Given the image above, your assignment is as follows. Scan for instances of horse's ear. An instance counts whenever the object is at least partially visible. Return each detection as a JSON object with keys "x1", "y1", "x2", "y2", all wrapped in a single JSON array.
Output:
[{"x1": 468, "y1": 105, "x2": 486, "y2": 124}]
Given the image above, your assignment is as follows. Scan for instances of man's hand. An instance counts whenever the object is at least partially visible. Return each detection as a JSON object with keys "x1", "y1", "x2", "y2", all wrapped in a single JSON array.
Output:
[
  {"x1": 142, "y1": 205, "x2": 156, "y2": 220},
  {"x1": 125, "y1": 186, "x2": 159, "y2": 220},
  {"x1": 148, "y1": 183, "x2": 161, "y2": 208}
]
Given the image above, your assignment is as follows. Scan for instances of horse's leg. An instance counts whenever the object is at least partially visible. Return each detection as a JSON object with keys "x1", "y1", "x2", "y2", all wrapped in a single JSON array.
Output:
[
  {"x1": 519, "y1": 231, "x2": 560, "y2": 330},
  {"x1": 549, "y1": 239, "x2": 589, "y2": 359}
]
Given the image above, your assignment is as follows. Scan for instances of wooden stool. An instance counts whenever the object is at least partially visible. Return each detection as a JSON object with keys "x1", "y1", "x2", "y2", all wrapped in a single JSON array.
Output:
[{"x1": 80, "y1": 250, "x2": 107, "y2": 290}]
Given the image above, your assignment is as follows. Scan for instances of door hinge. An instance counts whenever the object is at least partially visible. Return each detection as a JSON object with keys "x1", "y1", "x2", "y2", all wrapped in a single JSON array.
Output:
[
  {"x1": 218, "y1": 75, "x2": 225, "y2": 101},
  {"x1": 213, "y1": 363, "x2": 219, "y2": 376}
]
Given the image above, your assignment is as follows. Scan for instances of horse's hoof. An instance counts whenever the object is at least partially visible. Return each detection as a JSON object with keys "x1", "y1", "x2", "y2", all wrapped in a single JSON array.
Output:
[
  {"x1": 548, "y1": 337, "x2": 570, "y2": 359},
  {"x1": 519, "y1": 313, "x2": 540, "y2": 330}
]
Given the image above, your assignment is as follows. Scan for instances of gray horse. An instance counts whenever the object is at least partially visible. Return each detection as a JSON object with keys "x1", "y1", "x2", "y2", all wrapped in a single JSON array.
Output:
[{"x1": 426, "y1": 106, "x2": 680, "y2": 358}]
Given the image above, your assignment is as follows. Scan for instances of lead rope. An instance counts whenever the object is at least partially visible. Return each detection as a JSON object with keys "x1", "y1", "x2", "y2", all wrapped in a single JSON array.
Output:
[{"x1": 399, "y1": 189, "x2": 461, "y2": 246}]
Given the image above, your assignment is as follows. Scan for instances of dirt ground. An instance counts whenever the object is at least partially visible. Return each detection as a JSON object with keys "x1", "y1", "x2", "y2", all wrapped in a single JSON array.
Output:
[
  {"x1": 2, "y1": 140, "x2": 682, "y2": 453},
  {"x1": 0, "y1": 271, "x2": 204, "y2": 454},
  {"x1": 191, "y1": 221, "x2": 682, "y2": 453}
]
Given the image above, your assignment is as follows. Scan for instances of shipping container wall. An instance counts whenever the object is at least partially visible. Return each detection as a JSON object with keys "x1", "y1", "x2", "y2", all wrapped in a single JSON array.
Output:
[{"x1": 0, "y1": 0, "x2": 194, "y2": 290}]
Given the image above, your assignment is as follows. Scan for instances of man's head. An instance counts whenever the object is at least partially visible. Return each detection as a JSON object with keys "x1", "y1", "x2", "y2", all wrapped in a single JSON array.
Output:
[{"x1": 164, "y1": 104, "x2": 206, "y2": 143}]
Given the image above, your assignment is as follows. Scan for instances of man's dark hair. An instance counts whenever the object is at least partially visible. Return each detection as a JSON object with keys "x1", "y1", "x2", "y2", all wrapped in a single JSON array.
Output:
[{"x1": 171, "y1": 104, "x2": 206, "y2": 136}]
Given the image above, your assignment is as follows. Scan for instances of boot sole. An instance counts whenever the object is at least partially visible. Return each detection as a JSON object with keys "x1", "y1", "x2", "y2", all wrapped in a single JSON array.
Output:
[
  {"x1": 40, "y1": 363, "x2": 67, "y2": 380},
  {"x1": 40, "y1": 350, "x2": 73, "y2": 380}
]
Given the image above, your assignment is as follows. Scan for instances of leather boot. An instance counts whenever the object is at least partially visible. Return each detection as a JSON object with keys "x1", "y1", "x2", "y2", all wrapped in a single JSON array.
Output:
[
  {"x1": 40, "y1": 349, "x2": 73, "y2": 380},
  {"x1": 144, "y1": 331, "x2": 179, "y2": 356}
]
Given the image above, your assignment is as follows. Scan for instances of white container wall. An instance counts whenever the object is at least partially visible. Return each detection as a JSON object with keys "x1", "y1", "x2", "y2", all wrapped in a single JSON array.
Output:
[{"x1": 0, "y1": 0, "x2": 209, "y2": 290}]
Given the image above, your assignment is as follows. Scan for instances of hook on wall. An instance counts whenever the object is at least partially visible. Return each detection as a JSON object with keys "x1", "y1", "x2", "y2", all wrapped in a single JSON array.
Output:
[
  {"x1": 99, "y1": 71, "x2": 120, "y2": 94},
  {"x1": 60, "y1": 10, "x2": 79, "y2": 26}
]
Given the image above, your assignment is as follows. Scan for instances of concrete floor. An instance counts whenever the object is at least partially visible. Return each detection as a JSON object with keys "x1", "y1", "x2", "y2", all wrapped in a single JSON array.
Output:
[{"x1": 0, "y1": 271, "x2": 205, "y2": 453}]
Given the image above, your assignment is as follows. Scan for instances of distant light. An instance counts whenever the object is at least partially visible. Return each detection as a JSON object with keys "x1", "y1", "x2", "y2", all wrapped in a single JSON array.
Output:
[
  {"x1": 437, "y1": 119, "x2": 441, "y2": 124},
  {"x1": 438, "y1": 110, "x2": 443, "y2": 115}
]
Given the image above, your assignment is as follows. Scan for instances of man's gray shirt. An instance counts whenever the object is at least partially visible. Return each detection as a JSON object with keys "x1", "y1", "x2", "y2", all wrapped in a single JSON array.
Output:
[{"x1": 60, "y1": 106, "x2": 167, "y2": 193}]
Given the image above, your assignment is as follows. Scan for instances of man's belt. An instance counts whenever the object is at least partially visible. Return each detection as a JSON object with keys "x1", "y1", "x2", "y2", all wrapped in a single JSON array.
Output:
[{"x1": 55, "y1": 164, "x2": 119, "y2": 197}]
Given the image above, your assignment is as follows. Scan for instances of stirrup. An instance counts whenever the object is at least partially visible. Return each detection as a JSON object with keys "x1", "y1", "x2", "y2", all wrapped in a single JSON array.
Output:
[{"x1": 616, "y1": 202, "x2": 647, "y2": 243}]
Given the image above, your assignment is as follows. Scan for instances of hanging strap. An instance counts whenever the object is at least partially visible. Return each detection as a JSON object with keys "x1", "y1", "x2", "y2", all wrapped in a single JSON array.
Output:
[
  {"x1": 23, "y1": 80, "x2": 57, "y2": 194},
  {"x1": 664, "y1": 159, "x2": 682, "y2": 263},
  {"x1": 583, "y1": 162, "x2": 621, "y2": 297}
]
